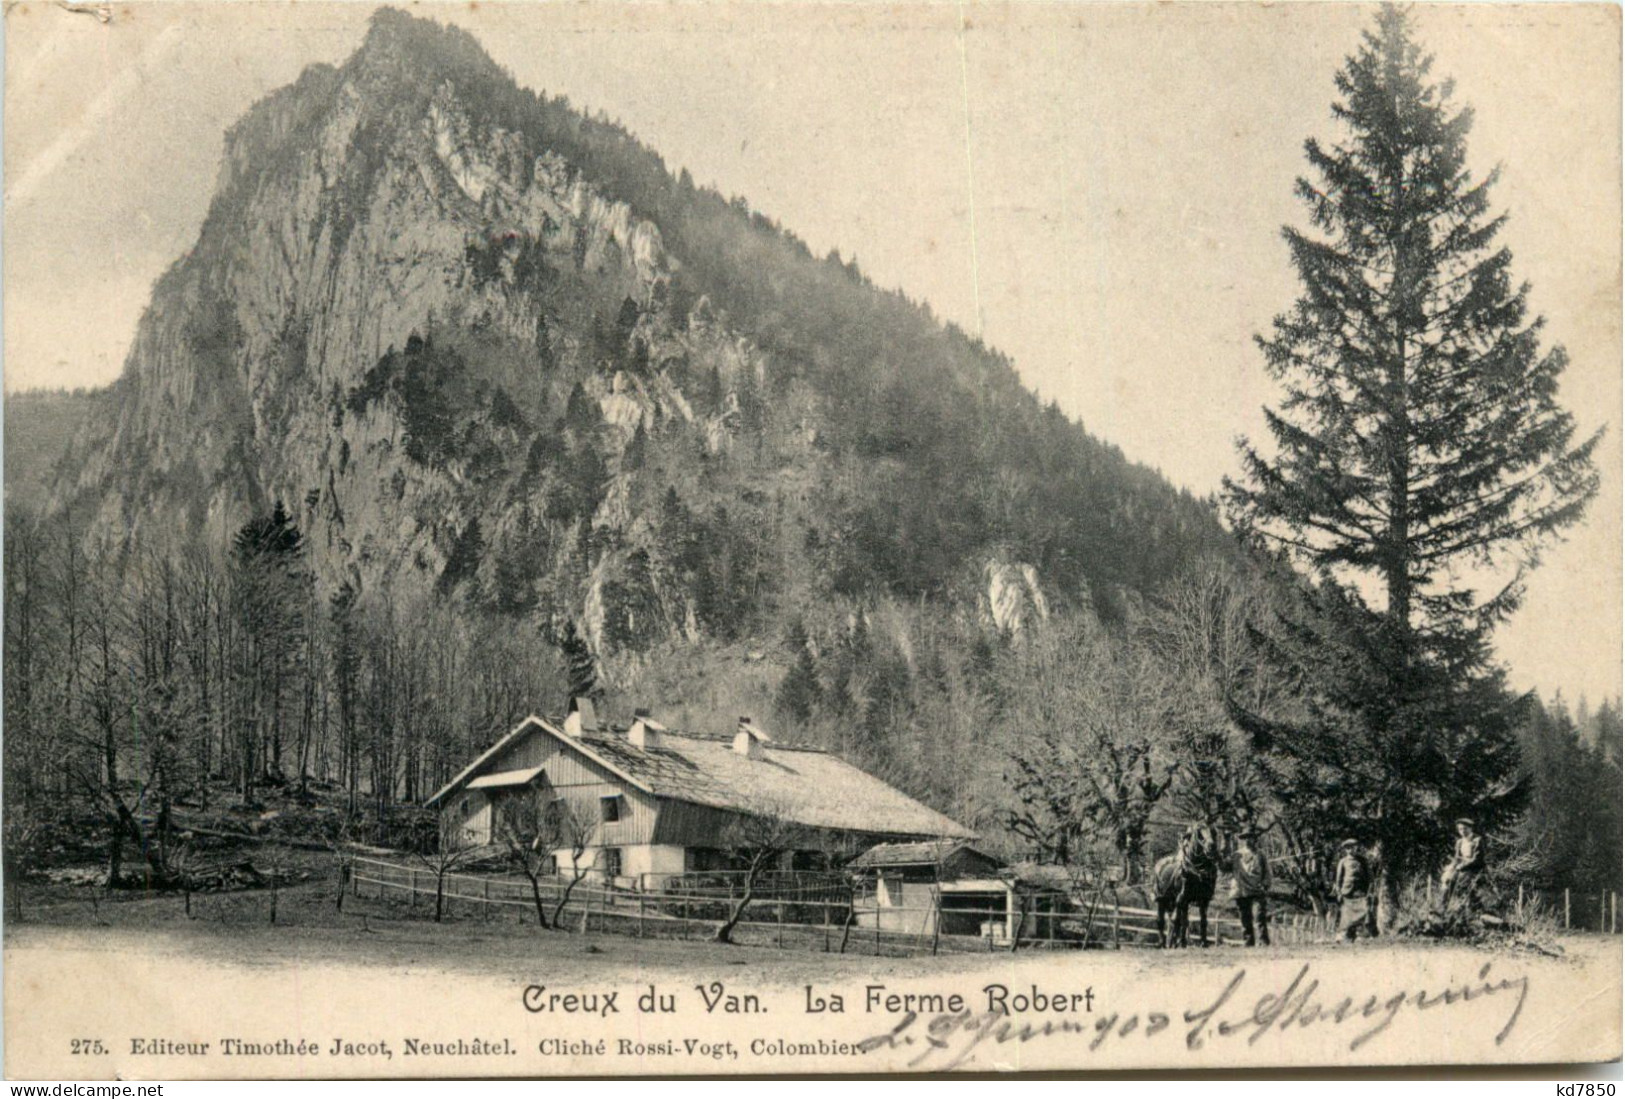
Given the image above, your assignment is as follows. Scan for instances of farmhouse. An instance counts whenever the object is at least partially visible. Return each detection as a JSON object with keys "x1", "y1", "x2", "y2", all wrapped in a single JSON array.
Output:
[{"x1": 425, "y1": 700, "x2": 975, "y2": 887}]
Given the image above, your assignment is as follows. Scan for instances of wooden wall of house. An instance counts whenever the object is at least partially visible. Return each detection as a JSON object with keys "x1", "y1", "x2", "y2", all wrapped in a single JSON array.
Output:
[
  {"x1": 442, "y1": 789, "x2": 493, "y2": 847},
  {"x1": 648, "y1": 800, "x2": 758, "y2": 847},
  {"x1": 482, "y1": 728, "x2": 659, "y2": 848}
]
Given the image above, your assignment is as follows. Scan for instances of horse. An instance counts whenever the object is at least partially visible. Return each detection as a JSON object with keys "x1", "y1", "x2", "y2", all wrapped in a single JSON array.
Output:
[{"x1": 1150, "y1": 824, "x2": 1221, "y2": 948}]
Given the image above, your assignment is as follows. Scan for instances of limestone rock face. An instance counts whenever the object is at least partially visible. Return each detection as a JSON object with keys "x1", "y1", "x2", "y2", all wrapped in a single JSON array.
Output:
[
  {"x1": 982, "y1": 560, "x2": 1050, "y2": 636},
  {"x1": 53, "y1": 13, "x2": 753, "y2": 619},
  {"x1": 26, "y1": 8, "x2": 1234, "y2": 666}
]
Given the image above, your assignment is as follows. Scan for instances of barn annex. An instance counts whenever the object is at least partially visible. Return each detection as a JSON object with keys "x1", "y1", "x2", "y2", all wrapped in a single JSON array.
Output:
[
  {"x1": 424, "y1": 700, "x2": 976, "y2": 887},
  {"x1": 846, "y1": 840, "x2": 1022, "y2": 938}
]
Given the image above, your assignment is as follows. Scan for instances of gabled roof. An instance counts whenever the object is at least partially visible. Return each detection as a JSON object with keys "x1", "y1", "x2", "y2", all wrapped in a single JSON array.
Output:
[
  {"x1": 426, "y1": 716, "x2": 554, "y2": 808},
  {"x1": 426, "y1": 715, "x2": 657, "y2": 808},
  {"x1": 848, "y1": 840, "x2": 1001, "y2": 870},
  {"x1": 427, "y1": 714, "x2": 975, "y2": 840}
]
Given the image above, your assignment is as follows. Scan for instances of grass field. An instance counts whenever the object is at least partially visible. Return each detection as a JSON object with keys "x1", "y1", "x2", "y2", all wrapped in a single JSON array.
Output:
[
  {"x1": 6, "y1": 868, "x2": 1612, "y2": 985},
  {"x1": 7, "y1": 874, "x2": 1620, "y2": 1077}
]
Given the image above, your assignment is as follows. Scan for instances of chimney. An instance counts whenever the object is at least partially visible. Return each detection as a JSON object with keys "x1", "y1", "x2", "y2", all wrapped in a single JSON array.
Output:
[
  {"x1": 732, "y1": 716, "x2": 768, "y2": 759},
  {"x1": 628, "y1": 707, "x2": 665, "y2": 750},
  {"x1": 564, "y1": 696, "x2": 598, "y2": 738}
]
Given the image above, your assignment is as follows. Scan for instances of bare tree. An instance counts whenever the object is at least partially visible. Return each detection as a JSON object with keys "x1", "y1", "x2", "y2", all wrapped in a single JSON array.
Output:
[
  {"x1": 543, "y1": 799, "x2": 598, "y2": 931},
  {"x1": 1002, "y1": 616, "x2": 1175, "y2": 879},
  {"x1": 3, "y1": 801, "x2": 45, "y2": 921},
  {"x1": 713, "y1": 800, "x2": 817, "y2": 945},
  {"x1": 170, "y1": 835, "x2": 199, "y2": 919},
  {"x1": 495, "y1": 793, "x2": 557, "y2": 928},
  {"x1": 413, "y1": 842, "x2": 473, "y2": 924},
  {"x1": 260, "y1": 817, "x2": 297, "y2": 925},
  {"x1": 1139, "y1": 566, "x2": 1288, "y2": 834},
  {"x1": 64, "y1": 759, "x2": 174, "y2": 889},
  {"x1": 325, "y1": 815, "x2": 360, "y2": 913}
]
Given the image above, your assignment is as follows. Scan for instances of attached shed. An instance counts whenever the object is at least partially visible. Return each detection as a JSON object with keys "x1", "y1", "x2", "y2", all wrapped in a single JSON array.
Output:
[{"x1": 848, "y1": 840, "x2": 1016, "y2": 939}]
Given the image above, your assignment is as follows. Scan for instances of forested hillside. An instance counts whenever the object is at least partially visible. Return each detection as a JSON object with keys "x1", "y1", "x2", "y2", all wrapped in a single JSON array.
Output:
[{"x1": 3, "y1": 388, "x2": 107, "y2": 508}]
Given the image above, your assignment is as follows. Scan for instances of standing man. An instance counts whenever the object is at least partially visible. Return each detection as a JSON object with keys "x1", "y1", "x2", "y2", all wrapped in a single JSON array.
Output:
[
  {"x1": 1231, "y1": 829, "x2": 1271, "y2": 946},
  {"x1": 1334, "y1": 839, "x2": 1377, "y2": 941},
  {"x1": 1437, "y1": 817, "x2": 1485, "y2": 910}
]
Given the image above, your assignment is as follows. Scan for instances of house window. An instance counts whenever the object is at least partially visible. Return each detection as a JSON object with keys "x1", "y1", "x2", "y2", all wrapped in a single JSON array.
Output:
[
  {"x1": 600, "y1": 794, "x2": 624, "y2": 823},
  {"x1": 791, "y1": 850, "x2": 830, "y2": 872},
  {"x1": 602, "y1": 848, "x2": 623, "y2": 880},
  {"x1": 543, "y1": 854, "x2": 558, "y2": 877},
  {"x1": 459, "y1": 797, "x2": 470, "y2": 817}
]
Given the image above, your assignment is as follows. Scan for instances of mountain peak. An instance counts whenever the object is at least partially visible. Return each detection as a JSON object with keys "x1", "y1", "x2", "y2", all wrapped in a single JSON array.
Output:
[
  {"x1": 351, "y1": 7, "x2": 508, "y2": 89},
  {"x1": 23, "y1": 5, "x2": 1235, "y2": 664}
]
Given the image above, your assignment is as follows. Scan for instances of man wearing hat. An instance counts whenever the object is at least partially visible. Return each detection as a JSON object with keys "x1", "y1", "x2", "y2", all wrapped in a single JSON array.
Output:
[
  {"x1": 1230, "y1": 828, "x2": 1271, "y2": 946},
  {"x1": 1333, "y1": 839, "x2": 1377, "y2": 941},
  {"x1": 1438, "y1": 817, "x2": 1484, "y2": 909}
]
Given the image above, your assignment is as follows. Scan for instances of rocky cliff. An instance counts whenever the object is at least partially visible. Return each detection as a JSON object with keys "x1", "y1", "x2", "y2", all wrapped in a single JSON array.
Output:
[{"x1": 27, "y1": 8, "x2": 1235, "y2": 659}]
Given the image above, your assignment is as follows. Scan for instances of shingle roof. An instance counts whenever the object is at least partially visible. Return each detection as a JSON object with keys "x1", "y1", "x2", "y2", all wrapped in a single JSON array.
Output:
[
  {"x1": 847, "y1": 840, "x2": 998, "y2": 869},
  {"x1": 428, "y1": 715, "x2": 975, "y2": 840}
]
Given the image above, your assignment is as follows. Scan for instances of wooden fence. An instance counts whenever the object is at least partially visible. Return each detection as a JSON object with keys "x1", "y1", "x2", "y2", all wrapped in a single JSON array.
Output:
[
  {"x1": 349, "y1": 858, "x2": 1620, "y2": 954},
  {"x1": 349, "y1": 856, "x2": 1343, "y2": 953},
  {"x1": 1515, "y1": 885, "x2": 1620, "y2": 933},
  {"x1": 349, "y1": 858, "x2": 1618, "y2": 955}
]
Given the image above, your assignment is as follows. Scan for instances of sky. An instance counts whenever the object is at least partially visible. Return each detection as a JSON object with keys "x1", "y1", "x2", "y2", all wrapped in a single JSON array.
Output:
[{"x1": 4, "y1": 1, "x2": 1620, "y2": 706}]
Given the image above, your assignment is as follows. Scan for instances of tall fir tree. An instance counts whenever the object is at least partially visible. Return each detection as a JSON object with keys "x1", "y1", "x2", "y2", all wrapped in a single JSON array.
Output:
[
  {"x1": 1227, "y1": 5, "x2": 1599, "y2": 655},
  {"x1": 774, "y1": 619, "x2": 822, "y2": 724},
  {"x1": 1224, "y1": 6, "x2": 1599, "y2": 918},
  {"x1": 437, "y1": 516, "x2": 485, "y2": 596},
  {"x1": 229, "y1": 501, "x2": 311, "y2": 796},
  {"x1": 559, "y1": 620, "x2": 600, "y2": 705}
]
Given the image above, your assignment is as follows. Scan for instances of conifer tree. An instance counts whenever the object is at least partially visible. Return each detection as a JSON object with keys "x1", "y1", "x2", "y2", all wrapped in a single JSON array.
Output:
[
  {"x1": 775, "y1": 619, "x2": 822, "y2": 723},
  {"x1": 1225, "y1": 6, "x2": 1600, "y2": 918},
  {"x1": 559, "y1": 620, "x2": 600, "y2": 704},
  {"x1": 1227, "y1": 5, "x2": 1599, "y2": 657},
  {"x1": 229, "y1": 501, "x2": 310, "y2": 795},
  {"x1": 437, "y1": 516, "x2": 485, "y2": 595}
]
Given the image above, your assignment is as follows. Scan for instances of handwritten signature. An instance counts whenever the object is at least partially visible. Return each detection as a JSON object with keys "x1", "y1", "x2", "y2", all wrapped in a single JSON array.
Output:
[{"x1": 856, "y1": 962, "x2": 1529, "y2": 1070}]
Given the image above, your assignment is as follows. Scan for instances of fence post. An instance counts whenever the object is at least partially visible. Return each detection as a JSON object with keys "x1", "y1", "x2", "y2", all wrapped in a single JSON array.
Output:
[
  {"x1": 1517, "y1": 883, "x2": 1524, "y2": 924},
  {"x1": 483, "y1": 880, "x2": 491, "y2": 923},
  {"x1": 930, "y1": 887, "x2": 942, "y2": 957},
  {"x1": 1602, "y1": 892, "x2": 1608, "y2": 933},
  {"x1": 1565, "y1": 888, "x2": 1571, "y2": 930},
  {"x1": 1112, "y1": 892, "x2": 1121, "y2": 950},
  {"x1": 1612, "y1": 892, "x2": 1618, "y2": 935},
  {"x1": 778, "y1": 899, "x2": 785, "y2": 949},
  {"x1": 410, "y1": 870, "x2": 418, "y2": 910},
  {"x1": 638, "y1": 891, "x2": 645, "y2": 940}
]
